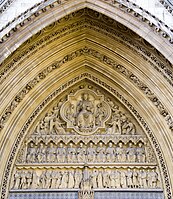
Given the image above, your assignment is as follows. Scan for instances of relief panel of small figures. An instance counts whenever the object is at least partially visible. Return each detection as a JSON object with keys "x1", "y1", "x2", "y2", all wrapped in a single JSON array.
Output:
[
  {"x1": 31, "y1": 86, "x2": 141, "y2": 137},
  {"x1": 12, "y1": 167, "x2": 161, "y2": 190},
  {"x1": 13, "y1": 84, "x2": 161, "y2": 194},
  {"x1": 19, "y1": 140, "x2": 154, "y2": 164}
]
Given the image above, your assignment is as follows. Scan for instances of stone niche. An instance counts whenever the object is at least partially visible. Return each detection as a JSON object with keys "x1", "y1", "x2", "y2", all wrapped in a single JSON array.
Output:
[{"x1": 10, "y1": 82, "x2": 163, "y2": 199}]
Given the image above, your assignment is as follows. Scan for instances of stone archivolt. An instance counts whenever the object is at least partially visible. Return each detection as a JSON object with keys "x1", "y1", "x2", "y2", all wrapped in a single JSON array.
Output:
[
  {"x1": 13, "y1": 84, "x2": 161, "y2": 193},
  {"x1": 0, "y1": 6, "x2": 172, "y2": 199}
]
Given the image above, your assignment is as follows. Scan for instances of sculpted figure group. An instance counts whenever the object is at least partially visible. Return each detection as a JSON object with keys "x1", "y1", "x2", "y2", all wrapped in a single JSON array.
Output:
[
  {"x1": 26, "y1": 141, "x2": 146, "y2": 163},
  {"x1": 34, "y1": 99, "x2": 65, "y2": 135},
  {"x1": 32, "y1": 92, "x2": 136, "y2": 136},
  {"x1": 12, "y1": 168, "x2": 159, "y2": 190}
]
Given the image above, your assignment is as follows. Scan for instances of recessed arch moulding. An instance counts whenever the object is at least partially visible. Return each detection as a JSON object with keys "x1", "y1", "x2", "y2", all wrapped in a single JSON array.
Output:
[{"x1": 0, "y1": 6, "x2": 173, "y2": 199}]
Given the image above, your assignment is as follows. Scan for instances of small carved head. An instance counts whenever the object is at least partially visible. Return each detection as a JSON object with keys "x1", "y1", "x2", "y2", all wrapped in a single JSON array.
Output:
[
  {"x1": 30, "y1": 142, "x2": 34, "y2": 147},
  {"x1": 129, "y1": 142, "x2": 133, "y2": 147},
  {"x1": 50, "y1": 142, "x2": 54, "y2": 147},
  {"x1": 118, "y1": 142, "x2": 123, "y2": 147},
  {"x1": 109, "y1": 142, "x2": 113, "y2": 147},
  {"x1": 59, "y1": 142, "x2": 63, "y2": 147},
  {"x1": 99, "y1": 142, "x2": 103, "y2": 147},
  {"x1": 89, "y1": 142, "x2": 94, "y2": 147},
  {"x1": 79, "y1": 142, "x2": 84, "y2": 147},
  {"x1": 69, "y1": 142, "x2": 73, "y2": 147},
  {"x1": 82, "y1": 93, "x2": 89, "y2": 100},
  {"x1": 138, "y1": 142, "x2": 143, "y2": 147}
]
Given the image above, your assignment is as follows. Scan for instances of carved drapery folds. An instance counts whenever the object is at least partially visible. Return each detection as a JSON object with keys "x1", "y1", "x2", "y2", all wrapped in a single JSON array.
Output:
[
  {"x1": 12, "y1": 167, "x2": 160, "y2": 190},
  {"x1": 20, "y1": 140, "x2": 150, "y2": 164},
  {"x1": 13, "y1": 84, "x2": 161, "y2": 193},
  {"x1": 61, "y1": 90, "x2": 111, "y2": 135}
]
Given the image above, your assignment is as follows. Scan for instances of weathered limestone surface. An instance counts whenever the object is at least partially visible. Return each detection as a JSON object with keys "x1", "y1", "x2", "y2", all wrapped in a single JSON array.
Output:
[{"x1": 0, "y1": 2, "x2": 173, "y2": 199}]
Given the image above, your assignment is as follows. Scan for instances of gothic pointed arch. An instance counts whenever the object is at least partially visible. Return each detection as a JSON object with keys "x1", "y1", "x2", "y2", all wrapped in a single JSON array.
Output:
[
  {"x1": 0, "y1": 5, "x2": 173, "y2": 199},
  {"x1": 7, "y1": 74, "x2": 164, "y2": 199}
]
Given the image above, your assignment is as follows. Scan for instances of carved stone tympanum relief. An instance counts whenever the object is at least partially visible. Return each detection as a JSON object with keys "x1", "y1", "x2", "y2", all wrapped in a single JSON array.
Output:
[
  {"x1": 11, "y1": 83, "x2": 162, "y2": 199},
  {"x1": 61, "y1": 90, "x2": 111, "y2": 135}
]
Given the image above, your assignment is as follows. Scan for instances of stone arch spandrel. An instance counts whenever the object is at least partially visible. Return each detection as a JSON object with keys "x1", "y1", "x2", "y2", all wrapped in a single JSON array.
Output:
[{"x1": 0, "y1": 65, "x2": 172, "y2": 199}]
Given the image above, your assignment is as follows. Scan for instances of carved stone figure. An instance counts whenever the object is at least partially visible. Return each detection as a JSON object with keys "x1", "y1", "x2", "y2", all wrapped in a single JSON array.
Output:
[
  {"x1": 31, "y1": 171, "x2": 39, "y2": 189},
  {"x1": 102, "y1": 169, "x2": 110, "y2": 188},
  {"x1": 52, "y1": 117, "x2": 65, "y2": 134},
  {"x1": 105, "y1": 142, "x2": 115, "y2": 162},
  {"x1": 148, "y1": 169, "x2": 158, "y2": 188},
  {"x1": 110, "y1": 170, "x2": 116, "y2": 188},
  {"x1": 132, "y1": 169, "x2": 138, "y2": 188},
  {"x1": 52, "y1": 106, "x2": 60, "y2": 118},
  {"x1": 50, "y1": 170, "x2": 58, "y2": 188},
  {"x1": 138, "y1": 169, "x2": 147, "y2": 188},
  {"x1": 120, "y1": 171, "x2": 127, "y2": 188},
  {"x1": 86, "y1": 142, "x2": 96, "y2": 162},
  {"x1": 136, "y1": 142, "x2": 146, "y2": 163},
  {"x1": 116, "y1": 142, "x2": 126, "y2": 162},
  {"x1": 107, "y1": 98, "x2": 115, "y2": 109},
  {"x1": 47, "y1": 142, "x2": 56, "y2": 163},
  {"x1": 66, "y1": 103, "x2": 75, "y2": 125},
  {"x1": 74, "y1": 169, "x2": 83, "y2": 188},
  {"x1": 49, "y1": 113, "x2": 58, "y2": 133},
  {"x1": 76, "y1": 93, "x2": 95, "y2": 129},
  {"x1": 44, "y1": 112, "x2": 54, "y2": 134},
  {"x1": 37, "y1": 143, "x2": 46, "y2": 163},
  {"x1": 77, "y1": 142, "x2": 86, "y2": 163},
  {"x1": 67, "y1": 142, "x2": 77, "y2": 163},
  {"x1": 25, "y1": 171, "x2": 33, "y2": 189},
  {"x1": 68, "y1": 170, "x2": 75, "y2": 188},
  {"x1": 57, "y1": 143, "x2": 66, "y2": 163},
  {"x1": 81, "y1": 167, "x2": 92, "y2": 191},
  {"x1": 114, "y1": 170, "x2": 121, "y2": 188},
  {"x1": 26, "y1": 142, "x2": 36, "y2": 163},
  {"x1": 90, "y1": 169, "x2": 98, "y2": 189},
  {"x1": 61, "y1": 89, "x2": 111, "y2": 135},
  {"x1": 13, "y1": 171, "x2": 22, "y2": 189},
  {"x1": 36, "y1": 120, "x2": 47, "y2": 134},
  {"x1": 108, "y1": 114, "x2": 121, "y2": 134},
  {"x1": 97, "y1": 171, "x2": 103, "y2": 188},
  {"x1": 96, "y1": 142, "x2": 106, "y2": 162},
  {"x1": 55, "y1": 171, "x2": 62, "y2": 189},
  {"x1": 45, "y1": 170, "x2": 52, "y2": 188},
  {"x1": 59, "y1": 171, "x2": 69, "y2": 189},
  {"x1": 39, "y1": 171, "x2": 47, "y2": 189},
  {"x1": 95, "y1": 103, "x2": 106, "y2": 126},
  {"x1": 20, "y1": 171, "x2": 27, "y2": 189},
  {"x1": 121, "y1": 119, "x2": 136, "y2": 135},
  {"x1": 126, "y1": 142, "x2": 136, "y2": 162},
  {"x1": 126, "y1": 169, "x2": 133, "y2": 188}
]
